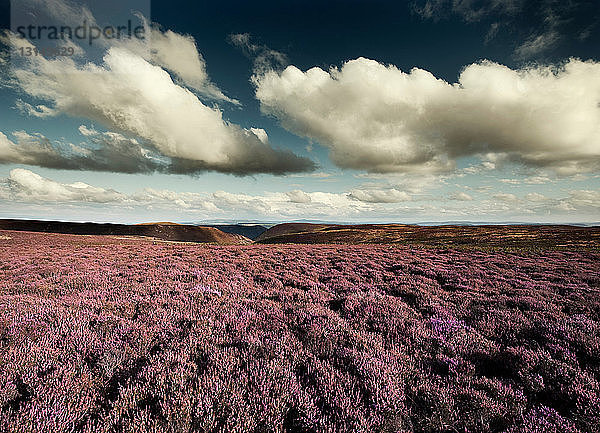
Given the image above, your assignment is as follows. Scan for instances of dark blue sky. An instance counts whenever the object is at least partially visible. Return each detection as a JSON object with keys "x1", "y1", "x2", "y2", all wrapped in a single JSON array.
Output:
[{"x1": 152, "y1": 0, "x2": 599, "y2": 77}]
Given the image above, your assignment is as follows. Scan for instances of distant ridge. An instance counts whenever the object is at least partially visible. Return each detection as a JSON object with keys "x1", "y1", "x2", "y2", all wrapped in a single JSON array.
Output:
[
  {"x1": 2, "y1": 219, "x2": 599, "y2": 249},
  {"x1": 256, "y1": 222, "x2": 600, "y2": 249},
  {"x1": 204, "y1": 224, "x2": 268, "y2": 240},
  {"x1": 413, "y1": 221, "x2": 600, "y2": 227},
  {"x1": 255, "y1": 223, "x2": 329, "y2": 242},
  {"x1": 0, "y1": 219, "x2": 251, "y2": 245},
  {"x1": 135, "y1": 221, "x2": 184, "y2": 226}
]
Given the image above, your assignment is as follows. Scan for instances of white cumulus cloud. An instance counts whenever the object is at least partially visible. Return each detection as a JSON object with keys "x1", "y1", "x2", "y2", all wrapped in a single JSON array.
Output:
[{"x1": 254, "y1": 57, "x2": 600, "y2": 175}]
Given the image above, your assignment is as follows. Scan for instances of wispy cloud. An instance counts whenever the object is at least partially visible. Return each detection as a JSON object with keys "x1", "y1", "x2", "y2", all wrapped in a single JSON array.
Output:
[
  {"x1": 413, "y1": 0, "x2": 599, "y2": 59},
  {"x1": 413, "y1": 0, "x2": 523, "y2": 23},
  {"x1": 514, "y1": 31, "x2": 559, "y2": 58},
  {"x1": 228, "y1": 33, "x2": 288, "y2": 75}
]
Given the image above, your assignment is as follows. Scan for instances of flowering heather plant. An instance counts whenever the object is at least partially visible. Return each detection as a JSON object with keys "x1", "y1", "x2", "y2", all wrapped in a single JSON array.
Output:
[{"x1": 0, "y1": 230, "x2": 599, "y2": 432}]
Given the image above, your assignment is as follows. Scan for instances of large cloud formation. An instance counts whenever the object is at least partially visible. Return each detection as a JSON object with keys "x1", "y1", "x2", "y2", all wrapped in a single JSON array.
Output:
[
  {"x1": 255, "y1": 57, "x2": 600, "y2": 175},
  {"x1": 0, "y1": 24, "x2": 314, "y2": 175}
]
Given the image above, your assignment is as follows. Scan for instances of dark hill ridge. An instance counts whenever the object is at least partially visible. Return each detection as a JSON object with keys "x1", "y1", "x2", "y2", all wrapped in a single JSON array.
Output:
[
  {"x1": 256, "y1": 222, "x2": 600, "y2": 249},
  {"x1": 2, "y1": 219, "x2": 599, "y2": 249},
  {"x1": 254, "y1": 223, "x2": 329, "y2": 242},
  {"x1": 0, "y1": 219, "x2": 251, "y2": 245},
  {"x1": 204, "y1": 224, "x2": 268, "y2": 240}
]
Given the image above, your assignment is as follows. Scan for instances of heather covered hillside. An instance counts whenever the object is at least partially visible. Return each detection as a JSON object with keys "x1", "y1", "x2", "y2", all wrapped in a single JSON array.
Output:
[
  {"x1": 257, "y1": 223, "x2": 600, "y2": 250},
  {"x1": 1, "y1": 231, "x2": 599, "y2": 432}
]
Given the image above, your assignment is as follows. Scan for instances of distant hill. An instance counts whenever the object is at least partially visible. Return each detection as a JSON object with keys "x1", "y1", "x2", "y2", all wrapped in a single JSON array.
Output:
[
  {"x1": 256, "y1": 222, "x2": 600, "y2": 249},
  {"x1": 205, "y1": 224, "x2": 268, "y2": 240},
  {"x1": 255, "y1": 223, "x2": 329, "y2": 242},
  {"x1": 0, "y1": 219, "x2": 251, "y2": 245}
]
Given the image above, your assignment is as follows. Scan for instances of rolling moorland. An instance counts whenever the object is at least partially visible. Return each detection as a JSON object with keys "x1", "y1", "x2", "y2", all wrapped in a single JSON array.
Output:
[
  {"x1": 0, "y1": 219, "x2": 253, "y2": 245},
  {"x1": 0, "y1": 222, "x2": 599, "y2": 432},
  {"x1": 255, "y1": 223, "x2": 600, "y2": 250},
  {"x1": 1, "y1": 219, "x2": 599, "y2": 249}
]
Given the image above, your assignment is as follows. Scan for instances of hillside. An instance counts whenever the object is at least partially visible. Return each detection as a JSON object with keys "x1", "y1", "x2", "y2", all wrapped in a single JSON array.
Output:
[
  {"x1": 257, "y1": 222, "x2": 600, "y2": 249},
  {"x1": 205, "y1": 224, "x2": 268, "y2": 240},
  {"x1": 0, "y1": 219, "x2": 251, "y2": 245},
  {"x1": 254, "y1": 223, "x2": 330, "y2": 242}
]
